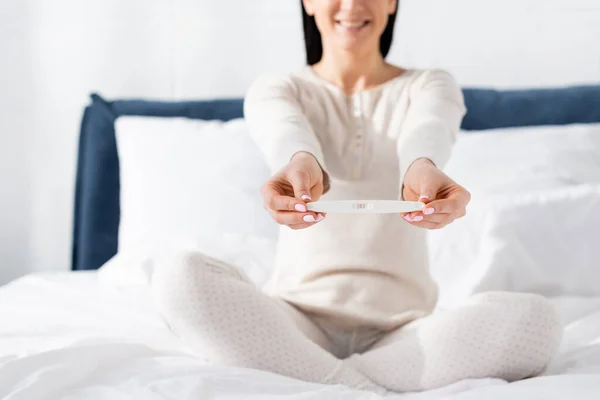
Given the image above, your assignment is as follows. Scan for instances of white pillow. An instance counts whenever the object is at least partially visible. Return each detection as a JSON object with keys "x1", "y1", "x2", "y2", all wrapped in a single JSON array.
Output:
[
  {"x1": 428, "y1": 123, "x2": 600, "y2": 307},
  {"x1": 441, "y1": 123, "x2": 600, "y2": 195},
  {"x1": 115, "y1": 117, "x2": 277, "y2": 254}
]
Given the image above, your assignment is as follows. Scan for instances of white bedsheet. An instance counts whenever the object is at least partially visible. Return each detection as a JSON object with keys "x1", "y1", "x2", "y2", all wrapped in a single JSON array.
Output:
[{"x1": 1, "y1": 272, "x2": 599, "y2": 399}]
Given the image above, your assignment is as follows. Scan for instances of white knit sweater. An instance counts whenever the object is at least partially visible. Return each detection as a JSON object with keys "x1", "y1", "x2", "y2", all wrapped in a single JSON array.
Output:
[{"x1": 244, "y1": 67, "x2": 466, "y2": 330}]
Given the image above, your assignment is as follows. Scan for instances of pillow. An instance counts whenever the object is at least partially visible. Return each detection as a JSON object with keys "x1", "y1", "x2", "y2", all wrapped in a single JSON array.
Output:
[
  {"x1": 115, "y1": 117, "x2": 276, "y2": 254},
  {"x1": 445, "y1": 123, "x2": 600, "y2": 194},
  {"x1": 428, "y1": 123, "x2": 600, "y2": 307}
]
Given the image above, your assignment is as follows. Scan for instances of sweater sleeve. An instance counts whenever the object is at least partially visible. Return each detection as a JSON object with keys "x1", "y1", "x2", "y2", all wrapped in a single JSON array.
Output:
[
  {"x1": 397, "y1": 70, "x2": 466, "y2": 193},
  {"x1": 244, "y1": 74, "x2": 327, "y2": 174}
]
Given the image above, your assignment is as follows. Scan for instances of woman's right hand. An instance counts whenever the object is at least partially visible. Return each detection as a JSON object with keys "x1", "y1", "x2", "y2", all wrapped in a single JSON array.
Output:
[{"x1": 261, "y1": 152, "x2": 329, "y2": 230}]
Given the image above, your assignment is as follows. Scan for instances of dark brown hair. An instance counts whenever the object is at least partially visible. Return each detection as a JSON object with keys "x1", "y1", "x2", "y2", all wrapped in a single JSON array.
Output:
[{"x1": 301, "y1": 1, "x2": 399, "y2": 65}]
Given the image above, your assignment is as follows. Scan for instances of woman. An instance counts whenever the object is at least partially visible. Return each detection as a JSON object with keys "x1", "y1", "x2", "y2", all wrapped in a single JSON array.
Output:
[{"x1": 152, "y1": 0, "x2": 562, "y2": 394}]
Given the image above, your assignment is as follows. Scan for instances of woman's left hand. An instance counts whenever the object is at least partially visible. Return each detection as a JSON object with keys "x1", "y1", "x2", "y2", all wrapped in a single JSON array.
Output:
[{"x1": 401, "y1": 158, "x2": 470, "y2": 229}]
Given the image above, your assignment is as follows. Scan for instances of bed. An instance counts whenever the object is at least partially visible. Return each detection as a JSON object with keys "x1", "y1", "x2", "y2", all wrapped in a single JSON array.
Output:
[
  {"x1": 1, "y1": 85, "x2": 600, "y2": 399},
  {"x1": 1, "y1": 271, "x2": 600, "y2": 399}
]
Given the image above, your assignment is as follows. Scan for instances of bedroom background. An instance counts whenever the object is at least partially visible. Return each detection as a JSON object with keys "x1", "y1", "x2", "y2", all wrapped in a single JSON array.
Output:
[{"x1": 1, "y1": 0, "x2": 600, "y2": 285}]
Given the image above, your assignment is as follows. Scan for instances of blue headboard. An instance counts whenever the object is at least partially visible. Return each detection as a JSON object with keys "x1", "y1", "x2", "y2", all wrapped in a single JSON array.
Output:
[{"x1": 72, "y1": 85, "x2": 600, "y2": 271}]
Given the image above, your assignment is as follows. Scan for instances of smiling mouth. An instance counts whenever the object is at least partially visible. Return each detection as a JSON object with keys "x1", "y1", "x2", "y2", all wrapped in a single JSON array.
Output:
[{"x1": 335, "y1": 20, "x2": 370, "y2": 30}]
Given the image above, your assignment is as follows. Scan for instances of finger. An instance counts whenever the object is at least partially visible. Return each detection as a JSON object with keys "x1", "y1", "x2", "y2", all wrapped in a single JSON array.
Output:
[
  {"x1": 400, "y1": 192, "x2": 437, "y2": 220},
  {"x1": 455, "y1": 208, "x2": 467, "y2": 219},
  {"x1": 424, "y1": 198, "x2": 465, "y2": 215},
  {"x1": 270, "y1": 210, "x2": 315, "y2": 226},
  {"x1": 417, "y1": 213, "x2": 449, "y2": 224},
  {"x1": 418, "y1": 181, "x2": 437, "y2": 204},
  {"x1": 287, "y1": 170, "x2": 313, "y2": 201},
  {"x1": 309, "y1": 181, "x2": 324, "y2": 202},
  {"x1": 270, "y1": 210, "x2": 325, "y2": 226},
  {"x1": 305, "y1": 213, "x2": 326, "y2": 223},
  {"x1": 404, "y1": 219, "x2": 442, "y2": 230},
  {"x1": 402, "y1": 210, "x2": 452, "y2": 222},
  {"x1": 407, "y1": 214, "x2": 458, "y2": 229},
  {"x1": 423, "y1": 188, "x2": 470, "y2": 214},
  {"x1": 288, "y1": 223, "x2": 312, "y2": 230},
  {"x1": 262, "y1": 185, "x2": 307, "y2": 212},
  {"x1": 287, "y1": 217, "x2": 325, "y2": 230}
]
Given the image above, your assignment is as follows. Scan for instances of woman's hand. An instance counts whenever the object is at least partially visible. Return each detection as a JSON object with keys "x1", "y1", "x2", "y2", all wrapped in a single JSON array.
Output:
[
  {"x1": 401, "y1": 158, "x2": 470, "y2": 229},
  {"x1": 261, "y1": 152, "x2": 329, "y2": 230}
]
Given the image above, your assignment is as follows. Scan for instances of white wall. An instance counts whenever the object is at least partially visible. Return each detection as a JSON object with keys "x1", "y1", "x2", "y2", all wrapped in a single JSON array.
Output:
[
  {"x1": 25, "y1": 1, "x2": 177, "y2": 278},
  {"x1": 1, "y1": 0, "x2": 600, "y2": 284},
  {"x1": 393, "y1": 0, "x2": 600, "y2": 87},
  {"x1": 1, "y1": 1, "x2": 33, "y2": 284}
]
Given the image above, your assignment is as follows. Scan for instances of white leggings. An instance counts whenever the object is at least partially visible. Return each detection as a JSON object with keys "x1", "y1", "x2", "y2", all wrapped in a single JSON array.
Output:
[{"x1": 151, "y1": 250, "x2": 562, "y2": 394}]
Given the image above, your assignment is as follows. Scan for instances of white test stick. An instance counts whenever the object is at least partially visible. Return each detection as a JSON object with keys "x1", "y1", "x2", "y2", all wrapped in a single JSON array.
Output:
[{"x1": 306, "y1": 200, "x2": 425, "y2": 214}]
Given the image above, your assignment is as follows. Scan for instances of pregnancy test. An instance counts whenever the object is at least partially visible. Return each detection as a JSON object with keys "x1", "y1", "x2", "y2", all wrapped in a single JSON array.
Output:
[{"x1": 306, "y1": 200, "x2": 425, "y2": 214}]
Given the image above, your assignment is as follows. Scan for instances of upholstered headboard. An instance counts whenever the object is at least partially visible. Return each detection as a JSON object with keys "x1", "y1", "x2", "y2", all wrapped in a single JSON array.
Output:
[{"x1": 72, "y1": 86, "x2": 600, "y2": 270}]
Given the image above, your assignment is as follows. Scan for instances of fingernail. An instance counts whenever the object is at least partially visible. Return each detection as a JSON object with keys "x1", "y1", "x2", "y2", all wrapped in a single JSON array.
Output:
[
  {"x1": 403, "y1": 215, "x2": 413, "y2": 222},
  {"x1": 423, "y1": 207, "x2": 435, "y2": 215},
  {"x1": 419, "y1": 195, "x2": 430, "y2": 200},
  {"x1": 301, "y1": 195, "x2": 312, "y2": 201},
  {"x1": 316, "y1": 214, "x2": 325, "y2": 222},
  {"x1": 303, "y1": 215, "x2": 316, "y2": 223},
  {"x1": 414, "y1": 215, "x2": 424, "y2": 222},
  {"x1": 295, "y1": 204, "x2": 307, "y2": 212}
]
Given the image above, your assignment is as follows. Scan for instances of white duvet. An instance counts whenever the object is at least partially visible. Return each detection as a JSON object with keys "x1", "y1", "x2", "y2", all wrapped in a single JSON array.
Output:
[{"x1": 1, "y1": 272, "x2": 600, "y2": 400}]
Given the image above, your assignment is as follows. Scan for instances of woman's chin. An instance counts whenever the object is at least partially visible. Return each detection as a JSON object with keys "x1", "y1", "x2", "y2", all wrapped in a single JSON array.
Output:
[{"x1": 332, "y1": 39, "x2": 376, "y2": 56}]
